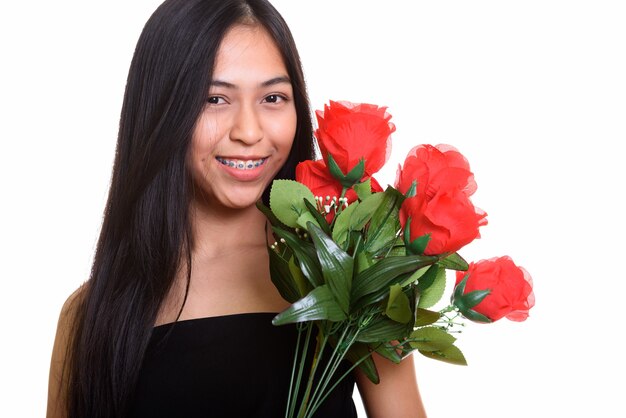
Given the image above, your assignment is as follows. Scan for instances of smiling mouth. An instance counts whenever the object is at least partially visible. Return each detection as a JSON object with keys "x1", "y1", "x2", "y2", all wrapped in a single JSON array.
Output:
[{"x1": 216, "y1": 156, "x2": 268, "y2": 170}]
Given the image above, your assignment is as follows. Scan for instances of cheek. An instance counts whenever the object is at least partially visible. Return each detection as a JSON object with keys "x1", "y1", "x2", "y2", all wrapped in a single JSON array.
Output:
[
  {"x1": 269, "y1": 111, "x2": 297, "y2": 153},
  {"x1": 188, "y1": 133, "x2": 219, "y2": 182},
  {"x1": 191, "y1": 117, "x2": 221, "y2": 160},
  {"x1": 186, "y1": 142, "x2": 206, "y2": 183}
]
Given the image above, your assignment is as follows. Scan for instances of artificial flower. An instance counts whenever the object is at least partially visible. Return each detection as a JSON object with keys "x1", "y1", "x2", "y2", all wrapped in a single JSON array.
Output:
[
  {"x1": 395, "y1": 143, "x2": 477, "y2": 199},
  {"x1": 296, "y1": 159, "x2": 383, "y2": 222},
  {"x1": 315, "y1": 100, "x2": 394, "y2": 179},
  {"x1": 455, "y1": 256, "x2": 535, "y2": 322},
  {"x1": 399, "y1": 189, "x2": 487, "y2": 255},
  {"x1": 261, "y1": 99, "x2": 535, "y2": 418}
]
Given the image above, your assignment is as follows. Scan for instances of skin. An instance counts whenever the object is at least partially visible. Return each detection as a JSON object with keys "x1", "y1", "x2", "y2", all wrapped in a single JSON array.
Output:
[
  {"x1": 156, "y1": 25, "x2": 299, "y2": 324},
  {"x1": 47, "y1": 24, "x2": 427, "y2": 418},
  {"x1": 47, "y1": 287, "x2": 80, "y2": 418},
  {"x1": 356, "y1": 353, "x2": 427, "y2": 418}
]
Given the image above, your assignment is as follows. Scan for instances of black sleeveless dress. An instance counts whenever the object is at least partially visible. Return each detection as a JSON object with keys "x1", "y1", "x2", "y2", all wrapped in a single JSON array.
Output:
[{"x1": 129, "y1": 312, "x2": 358, "y2": 418}]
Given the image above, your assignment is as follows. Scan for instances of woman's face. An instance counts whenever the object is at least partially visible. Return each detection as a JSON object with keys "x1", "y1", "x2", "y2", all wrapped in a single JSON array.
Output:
[{"x1": 188, "y1": 24, "x2": 297, "y2": 212}]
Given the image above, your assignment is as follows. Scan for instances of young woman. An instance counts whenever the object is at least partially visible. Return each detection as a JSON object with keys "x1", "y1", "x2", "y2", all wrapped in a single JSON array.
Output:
[{"x1": 47, "y1": 1, "x2": 427, "y2": 417}]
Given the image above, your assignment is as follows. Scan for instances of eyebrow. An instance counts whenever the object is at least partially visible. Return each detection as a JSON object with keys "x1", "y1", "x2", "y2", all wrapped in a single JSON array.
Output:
[{"x1": 209, "y1": 76, "x2": 292, "y2": 89}]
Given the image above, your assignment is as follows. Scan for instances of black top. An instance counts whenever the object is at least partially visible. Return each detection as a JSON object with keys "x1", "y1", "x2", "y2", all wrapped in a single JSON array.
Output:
[{"x1": 129, "y1": 312, "x2": 358, "y2": 418}]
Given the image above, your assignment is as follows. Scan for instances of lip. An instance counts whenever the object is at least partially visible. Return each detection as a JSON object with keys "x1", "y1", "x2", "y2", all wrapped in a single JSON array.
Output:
[
  {"x1": 216, "y1": 156, "x2": 269, "y2": 182},
  {"x1": 217, "y1": 154, "x2": 268, "y2": 160}
]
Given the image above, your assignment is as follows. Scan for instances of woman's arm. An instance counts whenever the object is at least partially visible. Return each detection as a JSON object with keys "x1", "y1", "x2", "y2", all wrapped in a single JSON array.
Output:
[
  {"x1": 47, "y1": 287, "x2": 83, "y2": 418},
  {"x1": 355, "y1": 353, "x2": 427, "y2": 418}
]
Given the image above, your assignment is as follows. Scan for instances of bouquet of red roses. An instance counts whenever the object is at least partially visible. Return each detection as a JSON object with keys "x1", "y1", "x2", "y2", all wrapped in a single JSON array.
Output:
[{"x1": 257, "y1": 101, "x2": 535, "y2": 418}]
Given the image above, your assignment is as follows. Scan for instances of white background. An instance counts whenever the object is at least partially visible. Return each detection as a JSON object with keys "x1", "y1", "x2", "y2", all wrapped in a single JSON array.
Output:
[{"x1": 1, "y1": 1, "x2": 625, "y2": 417}]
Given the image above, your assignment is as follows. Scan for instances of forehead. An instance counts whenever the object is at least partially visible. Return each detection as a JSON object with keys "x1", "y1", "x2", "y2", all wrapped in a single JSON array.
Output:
[{"x1": 212, "y1": 24, "x2": 288, "y2": 82}]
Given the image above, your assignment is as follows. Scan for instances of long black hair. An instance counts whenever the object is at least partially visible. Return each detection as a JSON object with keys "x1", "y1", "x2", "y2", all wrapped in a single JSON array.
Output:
[{"x1": 65, "y1": 1, "x2": 314, "y2": 416}]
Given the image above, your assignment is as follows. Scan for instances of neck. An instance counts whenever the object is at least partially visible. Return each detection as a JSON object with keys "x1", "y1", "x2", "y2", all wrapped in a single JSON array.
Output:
[{"x1": 189, "y1": 199, "x2": 269, "y2": 261}]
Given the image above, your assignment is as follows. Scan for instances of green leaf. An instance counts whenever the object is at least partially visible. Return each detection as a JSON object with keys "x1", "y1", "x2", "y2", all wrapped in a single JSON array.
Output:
[
  {"x1": 344, "y1": 158, "x2": 366, "y2": 186},
  {"x1": 409, "y1": 327, "x2": 456, "y2": 351},
  {"x1": 351, "y1": 254, "x2": 438, "y2": 310},
  {"x1": 371, "y1": 236, "x2": 403, "y2": 258},
  {"x1": 365, "y1": 186, "x2": 404, "y2": 253},
  {"x1": 350, "y1": 192, "x2": 385, "y2": 231},
  {"x1": 403, "y1": 216, "x2": 412, "y2": 245},
  {"x1": 414, "y1": 308, "x2": 441, "y2": 327},
  {"x1": 416, "y1": 264, "x2": 440, "y2": 293},
  {"x1": 451, "y1": 274, "x2": 493, "y2": 323},
  {"x1": 331, "y1": 201, "x2": 359, "y2": 248},
  {"x1": 405, "y1": 180, "x2": 417, "y2": 198},
  {"x1": 327, "y1": 154, "x2": 365, "y2": 188},
  {"x1": 402, "y1": 217, "x2": 433, "y2": 256},
  {"x1": 272, "y1": 285, "x2": 347, "y2": 325},
  {"x1": 288, "y1": 256, "x2": 311, "y2": 298},
  {"x1": 408, "y1": 234, "x2": 431, "y2": 256},
  {"x1": 417, "y1": 265, "x2": 447, "y2": 309},
  {"x1": 296, "y1": 210, "x2": 320, "y2": 231},
  {"x1": 373, "y1": 243, "x2": 405, "y2": 258},
  {"x1": 303, "y1": 198, "x2": 331, "y2": 235},
  {"x1": 453, "y1": 273, "x2": 469, "y2": 301},
  {"x1": 268, "y1": 247, "x2": 302, "y2": 303},
  {"x1": 451, "y1": 273, "x2": 492, "y2": 323},
  {"x1": 357, "y1": 317, "x2": 409, "y2": 343},
  {"x1": 438, "y1": 252, "x2": 469, "y2": 271},
  {"x1": 256, "y1": 200, "x2": 289, "y2": 230},
  {"x1": 399, "y1": 266, "x2": 430, "y2": 287},
  {"x1": 419, "y1": 344, "x2": 467, "y2": 366},
  {"x1": 386, "y1": 284, "x2": 412, "y2": 324},
  {"x1": 327, "y1": 152, "x2": 346, "y2": 179},
  {"x1": 355, "y1": 250, "x2": 374, "y2": 275},
  {"x1": 458, "y1": 289, "x2": 491, "y2": 310},
  {"x1": 269, "y1": 180, "x2": 316, "y2": 228},
  {"x1": 407, "y1": 282, "x2": 419, "y2": 329},
  {"x1": 373, "y1": 343, "x2": 402, "y2": 364},
  {"x1": 272, "y1": 226, "x2": 323, "y2": 287},
  {"x1": 347, "y1": 230, "x2": 363, "y2": 253},
  {"x1": 307, "y1": 222, "x2": 353, "y2": 314},
  {"x1": 459, "y1": 307, "x2": 492, "y2": 323},
  {"x1": 353, "y1": 178, "x2": 372, "y2": 201},
  {"x1": 344, "y1": 342, "x2": 379, "y2": 384}
]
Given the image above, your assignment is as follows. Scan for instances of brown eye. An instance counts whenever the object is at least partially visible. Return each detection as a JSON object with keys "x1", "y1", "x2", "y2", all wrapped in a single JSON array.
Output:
[
  {"x1": 264, "y1": 94, "x2": 286, "y2": 104},
  {"x1": 207, "y1": 96, "x2": 225, "y2": 105}
]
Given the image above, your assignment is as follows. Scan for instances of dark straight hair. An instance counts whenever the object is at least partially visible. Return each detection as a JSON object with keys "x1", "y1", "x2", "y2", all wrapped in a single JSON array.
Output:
[{"x1": 65, "y1": 1, "x2": 314, "y2": 416}]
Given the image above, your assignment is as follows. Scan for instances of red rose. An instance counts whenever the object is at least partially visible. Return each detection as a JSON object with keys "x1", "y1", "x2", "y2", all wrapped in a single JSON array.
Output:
[
  {"x1": 315, "y1": 101, "x2": 395, "y2": 179},
  {"x1": 395, "y1": 144, "x2": 476, "y2": 199},
  {"x1": 399, "y1": 190, "x2": 487, "y2": 255},
  {"x1": 455, "y1": 256, "x2": 535, "y2": 322},
  {"x1": 296, "y1": 159, "x2": 383, "y2": 222}
]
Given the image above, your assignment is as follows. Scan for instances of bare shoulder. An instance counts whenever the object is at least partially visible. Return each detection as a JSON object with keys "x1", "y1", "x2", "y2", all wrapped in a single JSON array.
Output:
[
  {"x1": 53, "y1": 285, "x2": 86, "y2": 341},
  {"x1": 57, "y1": 285, "x2": 85, "y2": 323},
  {"x1": 47, "y1": 284, "x2": 87, "y2": 418}
]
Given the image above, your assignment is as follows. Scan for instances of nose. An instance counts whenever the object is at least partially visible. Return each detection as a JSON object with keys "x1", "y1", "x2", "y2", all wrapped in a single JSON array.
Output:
[{"x1": 229, "y1": 103, "x2": 263, "y2": 144}]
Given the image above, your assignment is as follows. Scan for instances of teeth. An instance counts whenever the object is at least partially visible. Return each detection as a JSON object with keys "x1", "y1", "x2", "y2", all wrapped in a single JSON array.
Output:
[{"x1": 216, "y1": 157, "x2": 267, "y2": 170}]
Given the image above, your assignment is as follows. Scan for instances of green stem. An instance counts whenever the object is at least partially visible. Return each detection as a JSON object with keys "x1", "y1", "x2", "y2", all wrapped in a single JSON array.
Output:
[
  {"x1": 439, "y1": 305, "x2": 457, "y2": 315},
  {"x1": 289, "y1": 322, "x2": 314, "y2": 418},
  {"x1": 285, "y1": 324, "x2": 305, "y2": 418},
  {"x1": 309, "y1": 351, "x2": 374, "y2": 417},
  {"x1": 334, "y1": 187, "x2": 349, "y2": 217},
  {"x1": 305, "y1": 330, "x2": 368, "y2": 418},
  {"x1": 383, "y1": 230, "x2": 402, "y2": 258},
  {"x1": 364, "y1": 191, "x2": 403, "y2": 252},
  {"x1": 295, "y1": 328, "x2": 329, "y2": 418},
  {"x1": 352, "y1": 234, "x2": 363, "y2": 257},
  {"x1": 306, "y1": 325, "x2": 350, "y2": 413}
]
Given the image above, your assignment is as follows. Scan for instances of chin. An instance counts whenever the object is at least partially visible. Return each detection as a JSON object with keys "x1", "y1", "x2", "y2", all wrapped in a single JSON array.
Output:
[
  {"x1": 220, "y1": 190, "x2": 265, "y2": 210},
  {"x1": 224, "y1": 199, "x2": 260, "y2": 210}
]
